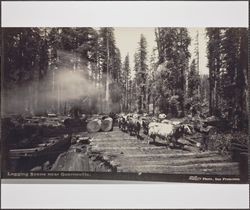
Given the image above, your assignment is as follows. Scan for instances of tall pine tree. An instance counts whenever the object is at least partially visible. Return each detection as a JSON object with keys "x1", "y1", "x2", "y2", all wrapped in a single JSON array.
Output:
[{"x1": 135, "y1": 34, "x2": 148, "y2": 113}]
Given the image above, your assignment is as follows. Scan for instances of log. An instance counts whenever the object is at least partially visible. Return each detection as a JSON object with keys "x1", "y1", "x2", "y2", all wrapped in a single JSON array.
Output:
[
  {"x1": 31, "y1": 166, "x2": 42, "y2": 171},
  {"x1": 87, "y1": 119, "x2": 101, "y2": 133},
  {"x1": 48, "y1": 113, "x2": 57, "y2": 117},
  {"x1": 101, "y1": 117, "x2": 113, "y2": 132},
  {"x1": 177, "y1": 138, "x2": 193, "y2": 146},
  {"x1": 183, "y1": 145, "x2": 200, "y2": 152}
]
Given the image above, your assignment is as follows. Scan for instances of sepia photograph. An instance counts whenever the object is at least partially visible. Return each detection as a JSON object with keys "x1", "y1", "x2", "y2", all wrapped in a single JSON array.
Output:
[{"x1": 1, "y1": 27, "x2": 248, "y2": 182}]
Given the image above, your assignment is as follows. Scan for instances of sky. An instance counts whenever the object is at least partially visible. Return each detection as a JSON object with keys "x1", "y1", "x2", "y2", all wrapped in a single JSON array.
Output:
[{"x1": 114, "y1": 27, "x2": 209, "y2": 75}]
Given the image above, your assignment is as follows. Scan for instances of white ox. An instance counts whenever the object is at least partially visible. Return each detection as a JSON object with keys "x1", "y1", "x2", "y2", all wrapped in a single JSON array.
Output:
[
  {"x1": 148, "y1": 122, "x2": 193, "y2": 144},
  {"x1": 148, "y1": 122, "x2": 174, "y2": 143}
]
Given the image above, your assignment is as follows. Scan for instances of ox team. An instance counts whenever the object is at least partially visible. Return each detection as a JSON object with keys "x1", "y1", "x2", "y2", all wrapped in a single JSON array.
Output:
[{"x1": 118, "y1": 113, "x2": 194, "y2": 148}]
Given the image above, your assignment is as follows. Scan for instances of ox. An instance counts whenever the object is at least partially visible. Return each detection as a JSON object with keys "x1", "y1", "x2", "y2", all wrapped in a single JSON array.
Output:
[
  {"x1": 127, "y1": 116, "x2": 141, "y2": 138},
  {"x1": 118, "y1": 115, "x2": 127, "y2": 132},
  {"x1": 148, "y1": 122, "x2": 193, "y2": 145}
]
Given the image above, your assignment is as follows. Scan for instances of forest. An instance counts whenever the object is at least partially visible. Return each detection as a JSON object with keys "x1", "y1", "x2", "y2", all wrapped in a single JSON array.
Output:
[
  {"x1": 2, "y1": 27, "x2": 249, "y2": 178},
  {"x1": 2, "y1": 27, "x2": 248, "y2": 131}
]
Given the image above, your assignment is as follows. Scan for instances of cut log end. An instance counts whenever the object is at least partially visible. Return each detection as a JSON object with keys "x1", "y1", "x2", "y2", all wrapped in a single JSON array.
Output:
[
  {"x1": 101, "y1": 117, "x2": 113, "y2": 132},
  {"x1": 87, "y1": 119, "x2": 101, "y2": 133}
]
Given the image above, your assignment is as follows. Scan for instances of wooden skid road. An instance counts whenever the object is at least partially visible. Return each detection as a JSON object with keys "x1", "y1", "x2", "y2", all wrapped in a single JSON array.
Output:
[{"x1": 89, "y1": 127, "x2": 240, "y2": 175}]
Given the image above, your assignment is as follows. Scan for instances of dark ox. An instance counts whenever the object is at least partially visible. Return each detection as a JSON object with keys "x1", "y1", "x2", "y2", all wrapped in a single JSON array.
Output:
[
  {"x1": 118, "y1": 116, "x2": 127, "y2": 132},
  {"x1": 127, "y1": 116, "x2": 141, "y2": 138},
  {"x1": 142, "y1": 119, "x2": 150, "y2": 135}
]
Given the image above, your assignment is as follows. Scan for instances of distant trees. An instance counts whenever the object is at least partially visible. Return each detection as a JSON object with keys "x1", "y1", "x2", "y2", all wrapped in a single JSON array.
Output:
[
  {"x1": 3, "y1": 27, "x2": 248, "y2": 127},
  {"x1": 154, "y1": 28, "x2": 191, "y2": 116},
  {"x1": 147, "y1": 49, "x2": 158, "y2": 114},
  {"x1": 3, "y1": 27, "x2": 123, "y2": 115},
  {"x1": 199, "y1": 74, "x2": 209, "y2": 106},
  {"x1": 206, "y1": 28, "x2": 222, "y2": 116},
  {"x1": 188, "y1": 59, "x2": 200, "y2": 98},
  {"x1": 134, "y1": 34, "x2": 148, "y2": 113},
  {"x1": 121, "y1": 54, "x2": 131, "y2": 112},
  {"x1": 206, "y1": 28, "x2": 248, "y2": 128},
  {"x1": 221, "y1": 28, "x2": 248, "y2": 122},
  {"x1": 109, "y1": 47, "x2": 123, "y2": 111},
  {"x1": 3, "y1": 28, "x2": 49, "y2": 114},
  {"x1": 98, "y1": 27, "x2": 122, "y2": 113}
]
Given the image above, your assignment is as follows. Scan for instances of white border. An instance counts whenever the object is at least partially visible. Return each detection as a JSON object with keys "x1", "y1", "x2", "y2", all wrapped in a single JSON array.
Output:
[
  {"x1": 1, "y1": 1, "x2": 249, "y2": 209},
  {"x1": 1, "y1": 182, "x2": 249, "y2": 208},
  {"x1": 2, "y1": 1, "x2": 249, "y2": 27}
]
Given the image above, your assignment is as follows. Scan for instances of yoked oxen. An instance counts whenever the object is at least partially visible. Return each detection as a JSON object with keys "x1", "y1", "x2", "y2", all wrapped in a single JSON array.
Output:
[{"x1": 148, "y1": 121, "x2": 193, "y2": 146}]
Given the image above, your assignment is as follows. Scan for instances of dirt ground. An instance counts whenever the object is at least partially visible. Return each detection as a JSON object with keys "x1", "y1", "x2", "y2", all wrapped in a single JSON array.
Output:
[{"x1": 52, "y1": 127, "x2": 240, "y2": 175}]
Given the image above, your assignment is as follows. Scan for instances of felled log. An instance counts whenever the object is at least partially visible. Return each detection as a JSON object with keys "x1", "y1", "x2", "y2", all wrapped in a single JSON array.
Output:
[
  {"x1": 101, "y1": 117, "x2": 113, "y2": 132},
  {"x1": 48, "y1": 113, "x2": 57, "y2": 117},
  {"x1": 31, "y1": 166, "x2": 42, "y2": 171},
  {"x1": 177, "y1": 138, "x2": 192, "y2": 146},
  {"x1": 183, "y1": 145, "x2": 201, "y2": 152},
  {"x1": 87, "y1": 119, "x2": 102, "y2": 132},
  {"x1": 77, "y1": 136, "x2": 90, "y2": 144}
]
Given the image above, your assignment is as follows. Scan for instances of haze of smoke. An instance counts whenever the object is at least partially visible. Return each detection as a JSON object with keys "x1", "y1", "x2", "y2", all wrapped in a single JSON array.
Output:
[
  {"x1": 51, "y1": 69, "x2": 102, "y2": 101},
  {"x1": 2, "y1": 51, "x2": 104, "y2": 116}
]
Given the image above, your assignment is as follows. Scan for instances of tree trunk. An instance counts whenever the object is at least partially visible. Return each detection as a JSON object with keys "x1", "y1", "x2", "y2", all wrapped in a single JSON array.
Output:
[{"x1": 209, "y1": 76, "x2": 213, "y2": 116}]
